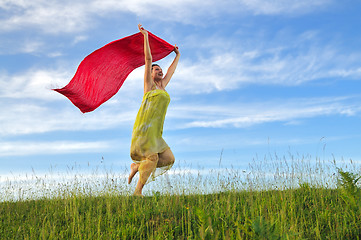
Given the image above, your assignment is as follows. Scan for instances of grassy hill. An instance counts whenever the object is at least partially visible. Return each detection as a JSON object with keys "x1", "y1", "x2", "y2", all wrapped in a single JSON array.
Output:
[{"x1": 1, "y1": 159, "x2": 360, "y2": 239}]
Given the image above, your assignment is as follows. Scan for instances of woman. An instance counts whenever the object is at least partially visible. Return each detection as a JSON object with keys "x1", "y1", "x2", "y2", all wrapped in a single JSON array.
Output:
[{"x1": 128, "y1": 24, "x2": 180, "y2": 196}]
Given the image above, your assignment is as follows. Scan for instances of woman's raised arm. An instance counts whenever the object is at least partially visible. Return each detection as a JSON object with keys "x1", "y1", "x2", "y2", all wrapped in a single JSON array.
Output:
[
  {"x1": 162, "y1": 45, "x2": 180, "y2": 88},
  {"x1": 138, "y1": 24, "x2": 153, "y2": 93}
]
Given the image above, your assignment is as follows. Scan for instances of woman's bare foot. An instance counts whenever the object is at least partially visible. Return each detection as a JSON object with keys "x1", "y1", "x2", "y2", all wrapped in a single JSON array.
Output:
[
  {"x1": 133, "y1": 192, "x2": 144, "y2": 197},
  {"x1": 128, "y1": 163, "x2": 139, "y2": 184}
]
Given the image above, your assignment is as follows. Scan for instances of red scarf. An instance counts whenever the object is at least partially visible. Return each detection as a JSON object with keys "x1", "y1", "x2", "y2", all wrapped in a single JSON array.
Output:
[{"x1": 54, "y1": 32, "x2": 174, "y2": 113}]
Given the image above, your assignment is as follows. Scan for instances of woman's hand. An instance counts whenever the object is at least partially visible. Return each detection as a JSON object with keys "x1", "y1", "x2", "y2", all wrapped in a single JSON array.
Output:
[
  {"x1": 138, "y1": 24, "x2": 148, "y2": 36},
  {"x1": 173, "y1": 44, "x2": 180, "y2": 55}
]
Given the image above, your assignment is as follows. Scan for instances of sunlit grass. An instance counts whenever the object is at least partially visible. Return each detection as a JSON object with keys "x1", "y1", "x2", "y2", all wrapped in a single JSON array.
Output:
[{"x1": 0, "y1": 153, "x2": 360, "y2": 239}]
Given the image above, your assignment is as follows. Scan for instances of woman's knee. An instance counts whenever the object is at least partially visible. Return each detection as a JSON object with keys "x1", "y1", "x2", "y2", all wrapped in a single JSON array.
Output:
[
  {"x1": 168, "y1": 152, "x2": 175, "y2": 164},
  {"x1": 160, "y1": 149, "x2": 175, "y2": 165}
]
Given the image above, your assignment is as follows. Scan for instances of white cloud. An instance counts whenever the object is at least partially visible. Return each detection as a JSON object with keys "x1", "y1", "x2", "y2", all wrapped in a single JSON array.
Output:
[
  {"x1": 0, "y1": 68, "x2": 142, "y2": 137},
  {"x1": 0, "y1": 140, "x2": 112, "y2": 157},
  {"x1": 20, "y1": 39, "x2": 44, "y2": 54},
  {"x1": 0, "y1": 100, "x2": 136, "y2": 136},
  {"x1": 0, "y1": 66, "x2": 143, "y2": 137},
  {"x1": 0, "y1": 0, "x2": 92, "y2": 34},
  {"x1": 1, "y1": 63, "x2": 360, "y2": 138},
  {"x1": 168, "y1": 96, "x2": 361, "y2": 129},
  {"x1": 329, "y1": 68, "x2": 361, "y2": 78},
  {"x1": 0, "y1": 68, "x2": 72, "y2": 100},
  {"x1": 239, "y1": 0, "x2": 332, "y2": 15},
  {"x1": 171, "y1": 37, "x2": 361, "y2": 94},
  {"x1": 0, "y1": 0, "x2": 334, "y2": 34},
  {"x1": 2, "y1": 84, "x2": 359, "y2": 138},
  {"x1": 72, "y1": 35, "x2": 89, "y2": 45}
]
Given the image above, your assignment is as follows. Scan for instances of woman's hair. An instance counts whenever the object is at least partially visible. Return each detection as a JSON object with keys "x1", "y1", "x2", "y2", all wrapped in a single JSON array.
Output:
[{"x1": 152, "y1": 64, "x2": 160, "y2": 70}]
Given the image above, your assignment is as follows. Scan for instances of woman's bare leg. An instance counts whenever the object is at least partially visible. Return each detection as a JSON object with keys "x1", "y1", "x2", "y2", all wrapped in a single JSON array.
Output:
[
  {"x1": 134, "y1": 154, "x2": 158, "y2": 196},
  {"x1": 128, "y1": 163, "x2": 140, "y2": 184},
  {"x1": 130, "y1": 150, "x2": 174, "y2": 196},
  {"x1": 157, "y1": 148, "x2": 175, "y2": 168}
]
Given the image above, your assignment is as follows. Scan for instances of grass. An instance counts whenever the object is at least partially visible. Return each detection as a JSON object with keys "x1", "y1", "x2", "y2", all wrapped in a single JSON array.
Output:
[{"x1": 0, "y1": 154, "x2": 361, "y2": 239}]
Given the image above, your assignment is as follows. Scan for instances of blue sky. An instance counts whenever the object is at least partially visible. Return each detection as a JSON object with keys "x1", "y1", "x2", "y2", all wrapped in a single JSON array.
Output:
[{"x1": 1, "y1": 0, "x2": 361, "y2": 180}]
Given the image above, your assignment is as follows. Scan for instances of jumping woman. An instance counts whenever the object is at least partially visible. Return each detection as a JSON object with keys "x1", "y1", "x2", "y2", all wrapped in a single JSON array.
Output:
[{"x1": 128, "y1": 24, "x2": 180, "y2": 196}]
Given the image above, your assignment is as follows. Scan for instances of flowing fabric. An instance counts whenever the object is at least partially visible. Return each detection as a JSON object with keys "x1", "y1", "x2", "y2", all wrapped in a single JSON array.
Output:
[
  {"x1": 130, "y1": 89, "x2": 172, "y2": 181},
  {"x1": 54, "y1": 32, "x2": 175, "y2": 113}
]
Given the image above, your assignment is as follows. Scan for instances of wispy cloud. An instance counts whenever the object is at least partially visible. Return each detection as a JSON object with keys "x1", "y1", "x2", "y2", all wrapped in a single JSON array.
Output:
[
  {"x1": 239, "y1": 0, "x2": 333, "y2": 15},
  {"x1": 0, "y1": 140, "x2": 112, "y2": 156},
  {"x1": 0, "y1": 65, "x2": 145, "y2": 137},
  {"x1": 172, "y1": 34, "x2": 361, "y2": 94},
  {"x1": 0, "y1": 100, "x2": 136, "y2": 136},
  {"x1": 0, "y1": 68, "x2": 72, "y2": 100},
  {"x1": 0, "y1": 0, "x2": 92, "y2": 34},
  {"x1": 168, "y1": 96, "x2": 361, "y2": 129},
  {"x1": 4, "y1": 40, "x2": 359, "y2": 102},
  {"x1": 1, "y1": 62, "x2": 360, "y2": 138},
  {"x1": 0, "y1": 0, "x2": 334, "y2": 34}
]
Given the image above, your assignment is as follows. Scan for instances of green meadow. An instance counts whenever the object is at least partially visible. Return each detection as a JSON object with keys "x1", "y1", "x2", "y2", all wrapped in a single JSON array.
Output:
[{"x1": 0, "y1": 154, "x2": 360, "y2": 239}]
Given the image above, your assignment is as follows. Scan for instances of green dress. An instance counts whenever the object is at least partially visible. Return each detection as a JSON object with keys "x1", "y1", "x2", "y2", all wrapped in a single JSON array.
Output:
[{"x1": 130, "y1": 89, "x2": 172, "y2": 180}]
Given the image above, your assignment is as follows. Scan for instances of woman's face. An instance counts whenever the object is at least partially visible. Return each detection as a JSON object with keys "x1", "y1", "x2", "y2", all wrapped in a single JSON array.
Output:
[{"x1": 152, "y1": 66, "x2": 163, "y2": 80}]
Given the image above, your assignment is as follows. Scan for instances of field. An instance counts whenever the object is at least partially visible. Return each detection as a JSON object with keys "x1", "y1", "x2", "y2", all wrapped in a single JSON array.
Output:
[{"x1": 0, "y1": 155, "x2": 360, "y2": 239}]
